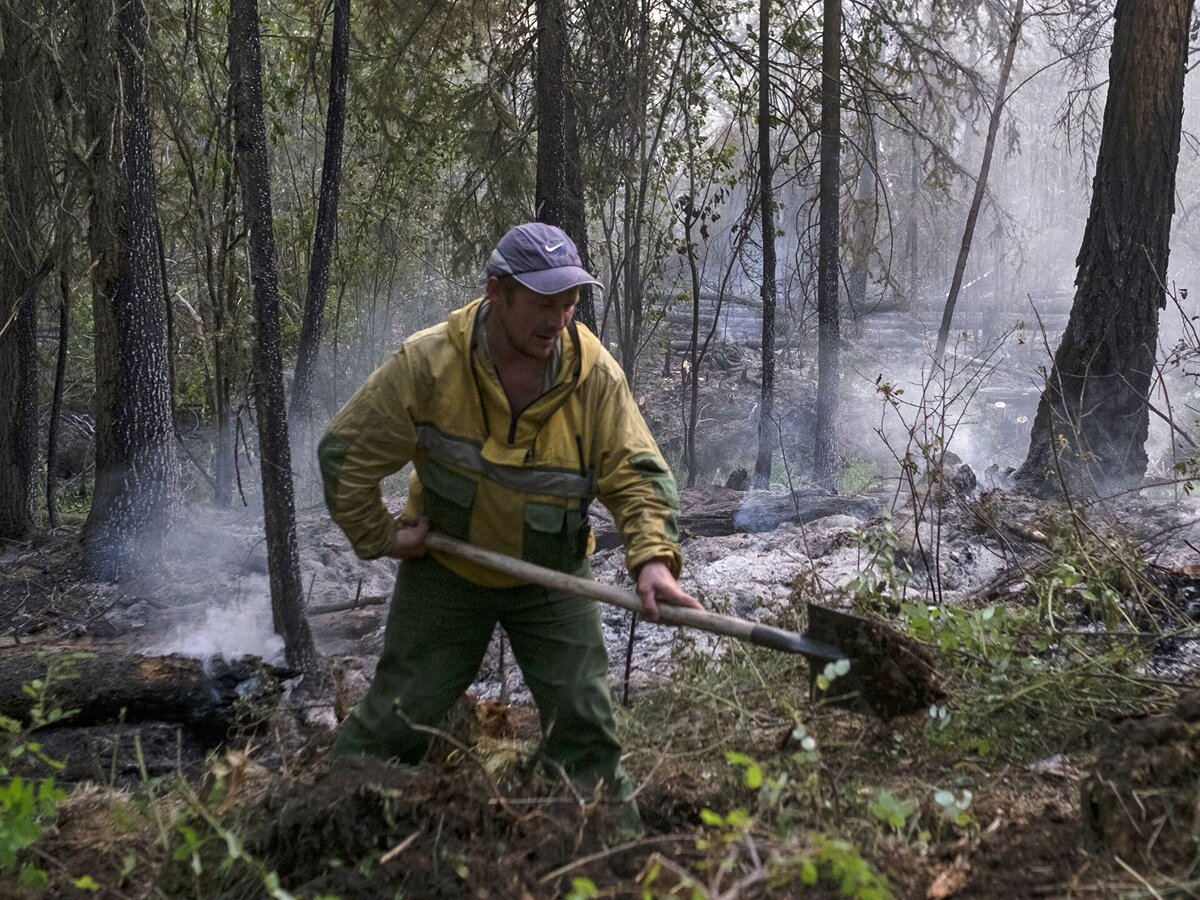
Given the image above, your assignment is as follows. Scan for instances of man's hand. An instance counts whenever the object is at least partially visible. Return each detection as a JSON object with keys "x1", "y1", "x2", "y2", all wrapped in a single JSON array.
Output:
[
  {"x1": 387, "y1": 516, "x2": 431, "y2": 558},
  {"x1": 636, "y1": 560, "x2": 702, "y2": 623}
]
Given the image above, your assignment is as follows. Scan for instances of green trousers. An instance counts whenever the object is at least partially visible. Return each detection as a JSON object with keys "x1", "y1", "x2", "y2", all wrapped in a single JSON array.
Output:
[{"x1": 333, "y1": 554, "x2": 633, "y2": 800}]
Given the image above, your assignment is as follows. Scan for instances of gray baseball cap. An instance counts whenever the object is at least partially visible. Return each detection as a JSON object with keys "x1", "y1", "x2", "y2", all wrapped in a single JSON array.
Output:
[{"x1": 485, "y1": 222, "x2": 603, "y2": 295}]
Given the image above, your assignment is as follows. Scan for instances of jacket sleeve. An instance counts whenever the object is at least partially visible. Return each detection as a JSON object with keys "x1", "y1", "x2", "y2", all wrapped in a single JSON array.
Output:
[
  {"x1": 317, "y1": 349, "x2": 419, "y2": 559},
  {"x1": 593, "y1": 373, "x2": 684, "y2": 578}
]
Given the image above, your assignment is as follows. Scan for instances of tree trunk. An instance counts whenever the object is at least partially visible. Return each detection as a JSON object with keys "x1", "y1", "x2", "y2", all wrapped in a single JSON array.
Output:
[
  {"x1": 214, "y1": 129, "x2": 240, "y2": 507},
  {"x1": 1017, "y1": 0, "x2": 1195, "y2": 496},
  {"x1": 229, "y1": 0, "x2": 320, "y2": 675},
  {"x1": 0, "y1": 10, "x2": 47, "y2": 541},
  {"x1": 812, "y1": 0, "x2": 842, "y2": 486},
  {"x1": 753, "y1": 0, "x2": 778, "y2": 490},
  {"x1": 681, "y1": 88, "x2": 702, "y2": 488},
  {"x1": 81, "y1": 0, "x2": 177, "y2": 578},
  {"x1": 47, "y1": 237, "x2": 71, "y2": 530},
  {"x1": 535, "y1": 0, "x2": 596, "y2": 332},
  {"x1": 904, "y1": 140, "x2": 919, "y2": 309},
  {"x1": 934, "y1": 0, "x2": 1025, "y2": 364},
  {"x1": 845, "y1": 122, "x2": 876, "y2": 318},
  {"x1": 290, "y1": 0, "x2": 350, "y2": 426}
]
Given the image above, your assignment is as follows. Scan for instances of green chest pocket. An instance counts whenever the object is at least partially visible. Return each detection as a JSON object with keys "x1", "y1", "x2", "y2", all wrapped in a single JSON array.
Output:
[
  {"x1": 523, "y1": 501, "x2": 587, "y2": 574},
  {"x1": 417, "y1": 459, "x2": 476, "y2": 540}
]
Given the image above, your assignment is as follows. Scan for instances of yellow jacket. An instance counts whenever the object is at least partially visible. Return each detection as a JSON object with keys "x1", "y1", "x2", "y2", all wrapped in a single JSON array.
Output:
[{"x1": 318, "y1": 298, "x2": 683, "y2": 587}]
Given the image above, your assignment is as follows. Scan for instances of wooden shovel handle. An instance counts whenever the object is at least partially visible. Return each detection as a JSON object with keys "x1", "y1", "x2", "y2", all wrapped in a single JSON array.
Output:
[{"x1": 424, "y1": 532, "x2": 844, "y2": 663}]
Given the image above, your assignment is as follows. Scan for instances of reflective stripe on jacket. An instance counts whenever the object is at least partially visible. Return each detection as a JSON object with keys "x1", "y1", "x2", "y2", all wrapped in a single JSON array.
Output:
[{"x1": 319, "y1": 297, "x2": 683, "y2": 588}]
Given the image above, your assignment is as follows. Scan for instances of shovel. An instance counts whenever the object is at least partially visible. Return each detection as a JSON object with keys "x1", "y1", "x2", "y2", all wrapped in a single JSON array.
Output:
[{"x1": 424, "y1": 532, "x2": 943, "y2": 719}]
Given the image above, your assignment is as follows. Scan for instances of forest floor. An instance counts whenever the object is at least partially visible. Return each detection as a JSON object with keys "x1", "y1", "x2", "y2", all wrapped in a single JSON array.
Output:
[
  {"x1": 4, "y1": 477, "x2": 1200, "y2": 898},
  {"x1": 4, "y1": 324, "x2": 1200, "y2": 897}
]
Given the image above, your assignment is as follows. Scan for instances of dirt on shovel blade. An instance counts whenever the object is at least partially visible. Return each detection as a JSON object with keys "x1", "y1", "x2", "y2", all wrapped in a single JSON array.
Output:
[{"x1": 806, "y1": 604, "x2": 945, "y2": 719}]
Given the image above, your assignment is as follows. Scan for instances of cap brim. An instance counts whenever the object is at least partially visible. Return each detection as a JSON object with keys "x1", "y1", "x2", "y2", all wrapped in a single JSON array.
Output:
[{"x1": 513, "y1": 267, "x2": 604, "y2": 295}]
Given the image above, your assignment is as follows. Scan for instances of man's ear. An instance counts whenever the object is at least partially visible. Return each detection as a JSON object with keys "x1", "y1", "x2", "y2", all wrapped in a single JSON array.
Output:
[{"x1": 485, "y1": 275, "x2": 503, "y2": 301}]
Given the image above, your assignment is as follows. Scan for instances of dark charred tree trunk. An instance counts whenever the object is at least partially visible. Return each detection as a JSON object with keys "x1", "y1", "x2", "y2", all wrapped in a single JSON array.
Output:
[
  {"x1": 0, "y1": 10, "x2": 44, "y2": 541},
  {"x1": 156, "y1": 220, "x2": 177, "y2": 418},
  {"x1": 535, "y1": 0, "x2": 596, "y2": 332},
  {"x1": 212, "y1": 112, "x2": 240, "y2": 507},
  {"x1": 904, "y1": 139, "x2": 919, "y2": 309},
  {"x1": 680, "y1": 85, "x2": 702, "y2": 488},
  {"x1": 47, "y1": 232, "x2": 72, "y2": 530},
  {"x1": 229, "y1": 0, "x2": 320, "y2": 674},
  {"x1": 81, "y1": 0, "x2": 177, "y2": 578},
  {"x1": 753, "y1": 0, "x2": 778, "y2": 490},
  {"x1": 1017, "y1": 0, "x2": 1195, "y2": 496},
  {"x1": 812, "y1": 0, "x2": 842, "y2": 486},
  {"x1": 290, "y1": 0, "x2": 350, "y2": 425},
  {"x1": 934, "y1": 0, "x2": 1024, "y2": 364}
]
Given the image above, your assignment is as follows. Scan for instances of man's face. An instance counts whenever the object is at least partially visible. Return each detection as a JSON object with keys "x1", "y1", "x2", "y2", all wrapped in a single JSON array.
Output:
[{"x1": 487, "y1": 277, "x2": 578, "y2": 361}]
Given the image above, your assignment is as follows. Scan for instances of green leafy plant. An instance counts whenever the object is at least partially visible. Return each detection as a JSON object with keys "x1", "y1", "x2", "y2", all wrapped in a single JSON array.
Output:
[
  {"x1": 165, "y1": 771, "x2": 338, "y2": 900},
  {"x1": 846, "y1": 521, "x2": 913, "y2": 613},
  {"x1": 815, "y1": 658, "x2": 852, "y2": 694},
  {"x1": 0, "y1": 656, "x2": 85, "y2": 888},
  {"x1": 565, "y1": 875, "x2": 599, "y2": 899},
  {"x1": 933, "y1": 788, "x2": 976, "y2": 832},
  {"x1": 868, "y1": 788, "x2": 914, "y2": 832},
  {"x1": 797, "y1": 835, "x2": 894, "y2": 900}
]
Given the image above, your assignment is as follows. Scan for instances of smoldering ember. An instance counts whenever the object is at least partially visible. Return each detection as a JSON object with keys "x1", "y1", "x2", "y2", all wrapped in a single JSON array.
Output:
[{"x1": 2, "y1": 2, "x2": 1200, "y2": 897}]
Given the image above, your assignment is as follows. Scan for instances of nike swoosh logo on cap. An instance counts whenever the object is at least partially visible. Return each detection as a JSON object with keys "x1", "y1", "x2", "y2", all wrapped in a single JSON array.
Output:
[{"x1": 544, "y1": 242, "x2": 565, "y2": 252}]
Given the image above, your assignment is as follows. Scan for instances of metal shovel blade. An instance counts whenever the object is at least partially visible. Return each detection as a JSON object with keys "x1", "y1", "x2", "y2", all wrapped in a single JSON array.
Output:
[{"x1": 805, "y1": 604, "x2": 944, "y2": 719}]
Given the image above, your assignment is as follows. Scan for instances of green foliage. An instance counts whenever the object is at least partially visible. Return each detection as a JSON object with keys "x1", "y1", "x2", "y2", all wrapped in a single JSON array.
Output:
[
  {"x1": 815, "y1": 657, "x2": 852, "y2": 694},
  {"x1": 162, "y1": 761, "x2": 345, "y2": 900},
  {"x1": 841, "y1": 454, "x2": 881, "y2": 493},
  {"x1": 846, "y1": 520, "x2": 913, "y2": 613},
  {"x1": 798, "y1": 835, "x2": 894, "y2": 900},
  {"x1": 902, "y1": 575, "x2": 1161, "y2": 761},
  {"x1": 0, "y1": 656, "x2": 85, "y2": 885},
  {"x1": 1026, "y1": 516, "x2": 1149, "y2": 630},
  {"x1": 932, "y1": 789, "x2": 975, "y2": 831},
  {"x1": 868, "y1": 788, "x2": 914, "y2": 831},
  {"x1": 566, "y1": 876, "x2": 599, "y2": 899}
]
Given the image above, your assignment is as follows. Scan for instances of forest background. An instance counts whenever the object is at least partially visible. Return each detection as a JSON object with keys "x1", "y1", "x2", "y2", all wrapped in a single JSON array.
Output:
[
  {"x1": 3, "y1": 0, "x2": 1200, "y2": 896},
  {"x1": 1, "y1": 0, "x2": 1198, "y2": 580}
]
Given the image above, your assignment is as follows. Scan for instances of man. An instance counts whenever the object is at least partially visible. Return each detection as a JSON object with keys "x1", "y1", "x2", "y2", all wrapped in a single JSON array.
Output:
[{"x1": 318, "y1": 222, "x2": 700, "y2": 827}]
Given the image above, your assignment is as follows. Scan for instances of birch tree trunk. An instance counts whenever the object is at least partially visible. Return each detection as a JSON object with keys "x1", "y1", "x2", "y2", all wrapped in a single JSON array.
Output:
[{"x1": 229, "y1": 0, "x2": 320, "y2": 674}]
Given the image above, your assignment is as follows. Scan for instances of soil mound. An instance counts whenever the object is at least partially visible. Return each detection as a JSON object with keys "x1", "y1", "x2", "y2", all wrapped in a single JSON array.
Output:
[
  {"x1": 1082, "y1": 689, "x2": 1200, "y2": 870},
  {"x1": 254, "y1": 756, "x2": 638, "y2": 898}
]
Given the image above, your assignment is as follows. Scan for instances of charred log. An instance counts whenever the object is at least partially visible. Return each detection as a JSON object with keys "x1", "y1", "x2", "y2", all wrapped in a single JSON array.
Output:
[
  {"x1": 591, "y1": 485, "x2": 880, "y2": 547},
  {"x1": 0, "y1": 647, "x2": 284, "y2": 740}
]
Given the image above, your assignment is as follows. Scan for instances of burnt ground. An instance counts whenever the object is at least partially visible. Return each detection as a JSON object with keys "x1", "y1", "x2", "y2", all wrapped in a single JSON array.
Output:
[
  {"x1": 4, "y1": 484, "x2": 1200, "y2": 898},
  {"x1": 4, "y1": 332, "x2": 1200, "y2": 897}
]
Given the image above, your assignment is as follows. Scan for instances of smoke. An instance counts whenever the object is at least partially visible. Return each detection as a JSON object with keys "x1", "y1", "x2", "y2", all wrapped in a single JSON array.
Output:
[
  {"x1": 148, "y1": 599, "x2": 286, "y2": 666},
  {"x1": 132, "y1": 504, "x2": 396, "y2": 666}
]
